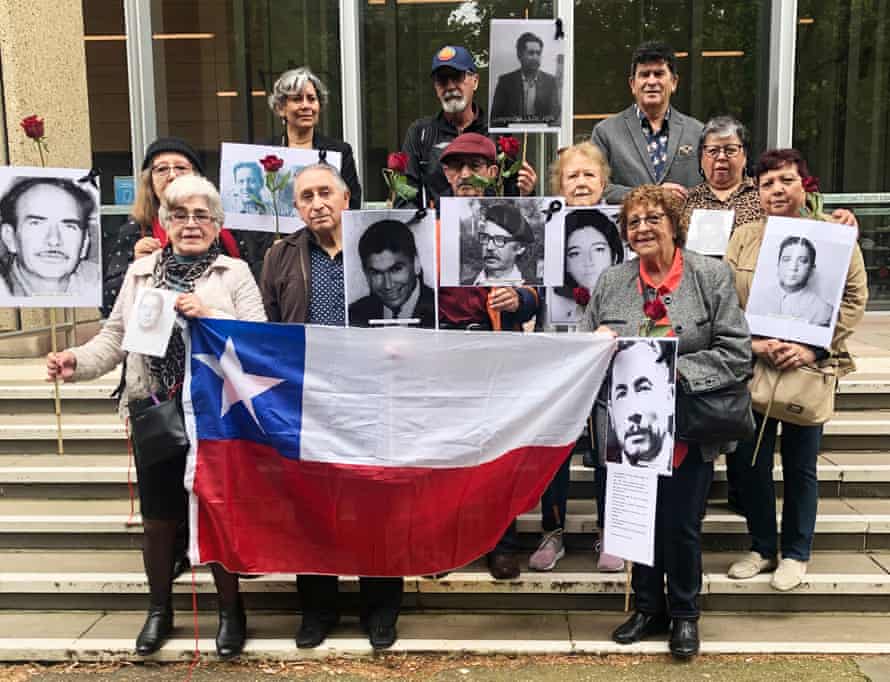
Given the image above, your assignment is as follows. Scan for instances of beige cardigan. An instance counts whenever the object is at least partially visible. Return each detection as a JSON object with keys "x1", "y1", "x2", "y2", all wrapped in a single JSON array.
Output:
[{"x1": 71, "y1": 250, "x2": 267, "y2": 416}]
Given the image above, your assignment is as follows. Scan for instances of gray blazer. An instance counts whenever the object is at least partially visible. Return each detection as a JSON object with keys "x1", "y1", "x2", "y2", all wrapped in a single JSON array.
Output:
[
  {"x1": 591, "y1": 105, "x2": 704, "y2": 204},
  {"x1": 581, "y1": 249, "x2": 752, "y2": 461}
]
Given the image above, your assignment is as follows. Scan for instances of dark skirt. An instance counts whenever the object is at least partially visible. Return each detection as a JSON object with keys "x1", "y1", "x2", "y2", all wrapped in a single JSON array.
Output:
[{"x1": 133, "y1": 438, "x2": 188, "y2": 521}]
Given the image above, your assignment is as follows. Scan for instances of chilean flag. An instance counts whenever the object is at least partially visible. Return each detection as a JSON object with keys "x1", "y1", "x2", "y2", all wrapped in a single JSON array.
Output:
[{"x1": 184, "y1": 318, "x2": 614, "y2": 576}]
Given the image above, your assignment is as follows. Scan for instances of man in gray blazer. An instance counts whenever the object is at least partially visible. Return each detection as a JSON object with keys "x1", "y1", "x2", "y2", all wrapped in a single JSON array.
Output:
[{"x1": 591, "y1": 41, "x2": 703, "y2": 204}]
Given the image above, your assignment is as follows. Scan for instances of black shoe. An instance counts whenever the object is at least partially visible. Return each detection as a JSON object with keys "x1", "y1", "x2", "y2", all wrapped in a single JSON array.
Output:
[
  {"x1": 171, "y1": 554, "x2": 191, "y2": 581},
  {"x1": 611, "y1": 611, "x2": 670, "y2": 645},
  {"x1": 296, "y1": 615, "x2": 338, "y2": 648},
  {"x1": 368, "y1": 621, "x2": 397, "y2": 650},
  {"x1": 135, "y1": 605, "x2": 173, "y2": 655},
  {"x1": 669, "y1": 619, "x2": 699, "y2": 659},
  {"x1": 216, "y1": 600, "x2": 247, "y2": 659},
  {"x1": 487, "y1": 552, "x2": 520, "y2": 580}
]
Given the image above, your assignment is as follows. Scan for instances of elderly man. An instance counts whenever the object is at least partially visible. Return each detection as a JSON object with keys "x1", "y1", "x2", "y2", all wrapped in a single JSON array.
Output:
[
  {"x1": 437, "y1": 132, "x2": 540, "y2": 580},
  {"x1": 491, "y1": 32, "x2": 560, "y2": 127},
  {"x1": 470, "y1": 202, "x2": 534, "y2": 285},
  {"x1": 399, "y1": 45, "x2": 536, "y2": 209},
  {"x1": 260, "y1": 163, "x2": 403, "y2": 651},
  {"x1": 0, "y1": 176, "x2": 98, "y2": 299},
  {"x1": 349, "y1": 219, "x2": 436, "y2": 328},
  {"x1": 591, "y1": 41, "x2": 703, "y2": 204}
]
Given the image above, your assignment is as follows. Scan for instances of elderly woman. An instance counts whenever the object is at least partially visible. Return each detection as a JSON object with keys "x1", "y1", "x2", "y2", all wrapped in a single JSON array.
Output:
[
  {"x1": 528, "y1": 142, "x2": 624, "y2": 573},
  {"x1": 582, "y1": 185, "x2": 752, "y2": 658},
  {"x1": 47, "y1": 175, "x2": 266, "y2": 658},
  {"x1": 725, "y1": 149, "x2": 867, "y2": 591},
  {"x1": 103, "y1": 137, "x2": 240, "y2": 316}
]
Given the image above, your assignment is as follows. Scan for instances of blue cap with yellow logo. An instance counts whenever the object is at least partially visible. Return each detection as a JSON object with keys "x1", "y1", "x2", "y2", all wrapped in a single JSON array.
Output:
[{"x1": 430, "y1": 45, "x2": 477, "y2": 75}]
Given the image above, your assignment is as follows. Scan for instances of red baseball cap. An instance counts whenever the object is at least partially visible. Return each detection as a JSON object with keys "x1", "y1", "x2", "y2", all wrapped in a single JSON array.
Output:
[{"x1": 440, "y1": 133, "x2": 497, "y2": 164}]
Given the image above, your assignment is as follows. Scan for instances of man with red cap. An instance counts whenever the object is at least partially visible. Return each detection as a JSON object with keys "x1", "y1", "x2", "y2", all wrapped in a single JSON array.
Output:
[
  {"x1": 436, "y1": 132, "x2": 540, "y2": 579},
  {"x1": 399, "y1": 46, "x2": 537, "y2": 209}
]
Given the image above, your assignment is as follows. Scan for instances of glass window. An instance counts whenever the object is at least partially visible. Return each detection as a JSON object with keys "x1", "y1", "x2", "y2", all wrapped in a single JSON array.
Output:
[
  {"x1": 360, "y1": 1, "x2": 557, "y2": 203},
  {"x1": 797, "y1": 1, "x2": 890, "y2": 309},
  {"x1": 573, "y1": 1, "x2": 770, "y2": 155}
]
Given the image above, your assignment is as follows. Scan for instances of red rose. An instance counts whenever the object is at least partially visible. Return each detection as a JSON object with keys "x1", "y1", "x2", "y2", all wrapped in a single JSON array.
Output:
[
  {"x1": 20, "y1": 115, "x2": 44, "y2": 140},
  {"x1": 259, "y1": 155, "x2": 284, "y2": 172},
  {"x1": 643, "y1": 298, "x2": 667, "y2": 321},
  {"x1": 498, "y1": 136, "x2": 521, "y2": 159},
  {"x1": 573, "y1": 287, "x2": 591, "y2": 306},
  {"x1": 802, "y1": 175, "x2": 820, "y2": 193},
  {"x1": 387, "y1": 152, "x2": 409, "y2": 174}
]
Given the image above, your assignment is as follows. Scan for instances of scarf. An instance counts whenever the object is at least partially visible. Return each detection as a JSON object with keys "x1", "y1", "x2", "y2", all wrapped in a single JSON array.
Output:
[{"x1": 148, "y1": 242, "x2": 221, "y2": 394}]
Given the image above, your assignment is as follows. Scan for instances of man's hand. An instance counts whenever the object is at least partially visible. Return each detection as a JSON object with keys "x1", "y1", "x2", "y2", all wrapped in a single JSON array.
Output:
[
  {"x1": 488, "y1": 287, "x2": 520, "y2": 313},
  {"x1": 660, "y1": 182, "x2": 689, "y2": 202},
  {"x1": 517, "y1": 161, "x2": 537, "y2": 196},
  {"x1": 134, "y1": 237, "x2": 162, "y2": 259},
  {"x1": 46, "y1": 350, "x2": 77, "y2": 382}
]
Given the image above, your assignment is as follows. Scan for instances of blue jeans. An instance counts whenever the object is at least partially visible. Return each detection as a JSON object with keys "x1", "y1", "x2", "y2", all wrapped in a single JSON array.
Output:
[
  {"x1": 540, "y1": 456, "x2": 607, "y2": 532},
  {"x1": 729, "y1": 412, "x2": 822, "y2": 561}
]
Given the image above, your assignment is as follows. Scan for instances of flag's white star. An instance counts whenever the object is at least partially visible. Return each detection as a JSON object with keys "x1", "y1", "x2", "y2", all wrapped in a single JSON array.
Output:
[{"x1": 194, "y1": 337, "x2": 284, "y2": 431}]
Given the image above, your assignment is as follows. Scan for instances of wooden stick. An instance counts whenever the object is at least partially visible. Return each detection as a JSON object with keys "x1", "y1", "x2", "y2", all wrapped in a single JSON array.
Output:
[
  {"x1": 624, "y1": 561, "x2": 632, "y2": 612},
  {"x1": 49, "y1": 308, "x2": 64, "y2": 455}
]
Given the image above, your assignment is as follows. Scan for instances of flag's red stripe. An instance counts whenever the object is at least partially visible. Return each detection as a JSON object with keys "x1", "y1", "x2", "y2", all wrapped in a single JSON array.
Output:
[{"x1": 192, "y1": 439, "x2": 572, "y2": 576}]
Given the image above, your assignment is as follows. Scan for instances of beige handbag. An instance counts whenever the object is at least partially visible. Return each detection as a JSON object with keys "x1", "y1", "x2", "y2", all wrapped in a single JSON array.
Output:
[{"x1": 748, "y1": 357, "x2": 839, "y2": 426}]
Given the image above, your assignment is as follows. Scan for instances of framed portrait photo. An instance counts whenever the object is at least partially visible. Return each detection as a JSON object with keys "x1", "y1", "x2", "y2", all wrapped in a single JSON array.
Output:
[
  {"x1": 343, "y1": 209, "x2": 439, "y2": 329},
  {"x1": 746, "y1": 216, "x2": 856, "y2": 348},
  {"x1": 0, "y1": 166, "x2": 101, "y2": 308},
  {"x1": 219, "y1": 142, "x2": 341, "y2": 234},
  {"x1": 488, "y1": 18, "x2": 564, "y2": 133}
]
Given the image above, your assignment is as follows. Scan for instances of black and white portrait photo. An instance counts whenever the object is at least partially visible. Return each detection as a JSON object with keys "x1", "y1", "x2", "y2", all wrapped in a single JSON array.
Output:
[
  {"x1": 220, "y1": 142, "x2": 342, "y2": 233},
  {"x1": 746, "y1": 216, "x2": 856, "y2": 348},
  {"x1": 121, "y1": 287, "x2": 178, "y2": 357},
  {"x1": 0, "y1": 167, "x2": 101, "y2": 308},
  {"x1": 488, "y1": 19, "x2": 564, "y2": 133},
  {"x1": 438, "y1": 196, "x2": 565, "y2": 287},
  {"x1": 547, "y1": 207, "x2": 623, "y2": 326},
  {"x1": 606, "y1": 338, "x2": 678, "y2": 476},
  {"x1": 686, "y1": 208, "x2": 734, "y2": 256},
  {"x1": 343, "y1": 210, "x2": 438, "y2": 329}
]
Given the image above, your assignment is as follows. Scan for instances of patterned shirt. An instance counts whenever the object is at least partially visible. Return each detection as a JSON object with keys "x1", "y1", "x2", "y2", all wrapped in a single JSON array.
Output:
[
  {"x1": 307, "y1": 239, "x2": 345, "y2": 327},
  {"x1": 636, "y1": 105, "x2": 671, "y2": 182},
  {"x1": 681, "y1": 177, "x2": 764, "y2": 234}
]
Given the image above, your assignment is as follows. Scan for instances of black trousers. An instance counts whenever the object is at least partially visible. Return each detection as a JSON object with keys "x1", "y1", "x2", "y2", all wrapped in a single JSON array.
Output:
[
  {"x1": 632, "y1": 444, "x2": 713, "y2": 620},
  {"x1": 297, "y1": 574, "x2": 403, "y2": 627}
]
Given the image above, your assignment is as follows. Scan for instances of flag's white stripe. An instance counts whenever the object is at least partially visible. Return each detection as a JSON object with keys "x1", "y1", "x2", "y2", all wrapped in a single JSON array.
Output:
[{"x1": 300, "y1": 327, "x2": 614, "y2": 468}]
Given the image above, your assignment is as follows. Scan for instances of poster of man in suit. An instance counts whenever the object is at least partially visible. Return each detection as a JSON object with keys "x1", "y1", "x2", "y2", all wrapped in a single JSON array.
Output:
[{"x1": 488, "y1": 19, "x2": 563, "y2": 133}]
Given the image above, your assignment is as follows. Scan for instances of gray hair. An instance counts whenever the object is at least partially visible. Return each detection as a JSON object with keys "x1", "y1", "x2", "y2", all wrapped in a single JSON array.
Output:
[
  {"x1": 158, "y1": 175, "x2": 224, "y2": 227},
  {"x1": 292, "y1": 163, "x2": 349, "y2": 195},
  {"x1": 268, "y1": 67, "x2": 329, "y2": 113},
  {"x1": 698, "y1": 116, "x2": 750, "y2": 157}
]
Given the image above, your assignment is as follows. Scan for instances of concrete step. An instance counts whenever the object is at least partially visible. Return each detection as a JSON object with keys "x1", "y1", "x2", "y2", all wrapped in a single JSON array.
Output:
[
  {"x1": 2, "y1": 454, "x2": 889, "y2": 499},
  {"x1": 0, "y1": 550, "x2": 888, "y2": 613},
  {"x1": 1, "y1": 610, "x2": 890, "y2": 661},
  {"x1": 0, "y1": 497, "x2": 889, "y2": 551}
]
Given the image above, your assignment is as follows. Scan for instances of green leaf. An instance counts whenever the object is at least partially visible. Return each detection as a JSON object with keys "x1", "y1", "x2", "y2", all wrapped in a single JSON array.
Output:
[
  {"x1": 647, "y1": 324, "x2": 673, "y2": 338},
  {"x1": 392, "y1": 175, "x2": 417, "y2": 200},
  {"x1": 501, "y1": 156, "x2": 523, "y2": 179},
  {"x1": 466, "y1": 173, "x2": 496, "y2": 190}
]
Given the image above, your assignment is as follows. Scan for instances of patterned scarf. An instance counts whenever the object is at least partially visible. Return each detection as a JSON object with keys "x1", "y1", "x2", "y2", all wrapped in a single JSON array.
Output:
[{"x1": 149, "y1": 242, "x2": 221, "y2": 394}]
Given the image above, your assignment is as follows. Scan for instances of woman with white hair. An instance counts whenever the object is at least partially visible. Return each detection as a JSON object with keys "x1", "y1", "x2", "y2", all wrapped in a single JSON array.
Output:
[{"x1": 46, "y1": 175, "x2": 267, "y2": 659}]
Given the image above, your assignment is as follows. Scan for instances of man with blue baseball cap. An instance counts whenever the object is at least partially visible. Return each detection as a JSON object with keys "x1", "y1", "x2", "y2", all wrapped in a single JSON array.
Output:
[{"x1": 398, "y1": 45, "x2": 536, "y2": 209}]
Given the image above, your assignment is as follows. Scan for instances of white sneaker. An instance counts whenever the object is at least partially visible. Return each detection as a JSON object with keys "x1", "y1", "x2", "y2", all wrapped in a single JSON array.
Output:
[
  {"x1": 771, "y1": 558, "x2": 807, "y2": 591},
  {"x1": 727, "y1": 551, "x2": 778, "y2": 579},
  {"x1": 528, "y1": 529, "x2": 565, "y2": 571}
]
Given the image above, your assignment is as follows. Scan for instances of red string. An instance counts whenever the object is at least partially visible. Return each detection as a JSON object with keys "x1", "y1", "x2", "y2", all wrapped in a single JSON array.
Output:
[
  {"x1": 124, "y1": 418, "x2": 136, "y2": 526},
  {"x1": 185, "y1": 566, "x2": 200, "y2": 681}
]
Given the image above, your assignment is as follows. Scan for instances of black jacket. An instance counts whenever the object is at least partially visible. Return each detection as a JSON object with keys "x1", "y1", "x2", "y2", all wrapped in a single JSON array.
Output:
[{"x1": 348, "y1": 282, "x2": 437, "y2": 329}]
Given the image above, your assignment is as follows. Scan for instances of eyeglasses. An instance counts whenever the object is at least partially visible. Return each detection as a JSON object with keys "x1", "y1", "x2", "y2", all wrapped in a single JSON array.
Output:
[
  {"x1": 478, "y1": 232, "x2": 520, "y2": 248},
  {"x1": 702, "y1": 144, "x2": 743, "y2": 159},
  {"x1": 626, "y1": 213, "x2": 666, "y2": 230},
  {"x1": 433, "y1": 70, "x2": 468, "y2": 87},
  {"x1": 444, "y1": 158, "x2": 489, "y2": 173},
  {"x1": 152, "y1": 164, "x2": 192, "y2": 177},
  {"x1": 170, "y1": 210, "x2": 213, "y2": 226}
]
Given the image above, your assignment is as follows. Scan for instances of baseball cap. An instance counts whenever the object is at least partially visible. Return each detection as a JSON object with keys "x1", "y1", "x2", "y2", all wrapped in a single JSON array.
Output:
[
  {"x1": 431, "y1": 45, "x2": 477, "y2": 75},
  {"x1": 440, "y1": 133, "x2": 497, "y2": 164}
]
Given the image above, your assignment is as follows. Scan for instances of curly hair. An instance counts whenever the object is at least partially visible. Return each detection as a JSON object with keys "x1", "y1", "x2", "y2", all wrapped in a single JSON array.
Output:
[
  {"x1": 617, "y1": 184, "x2": 687, "y2": 247},
  {"x1": 548, "y1": 141, "x2": 611, "y2": 196}
]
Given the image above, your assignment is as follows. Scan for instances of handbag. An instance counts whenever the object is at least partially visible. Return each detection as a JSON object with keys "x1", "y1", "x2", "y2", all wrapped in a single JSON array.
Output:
[
  {"x1": 749, "y1": 357, "x2": 838, "y2": 426},
  {"x1": 128, "y1": 393, "x2": 190, "y2": 467},
  {"x1": 675, "y1": 379, "x2": 756, "y2": 443}
]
